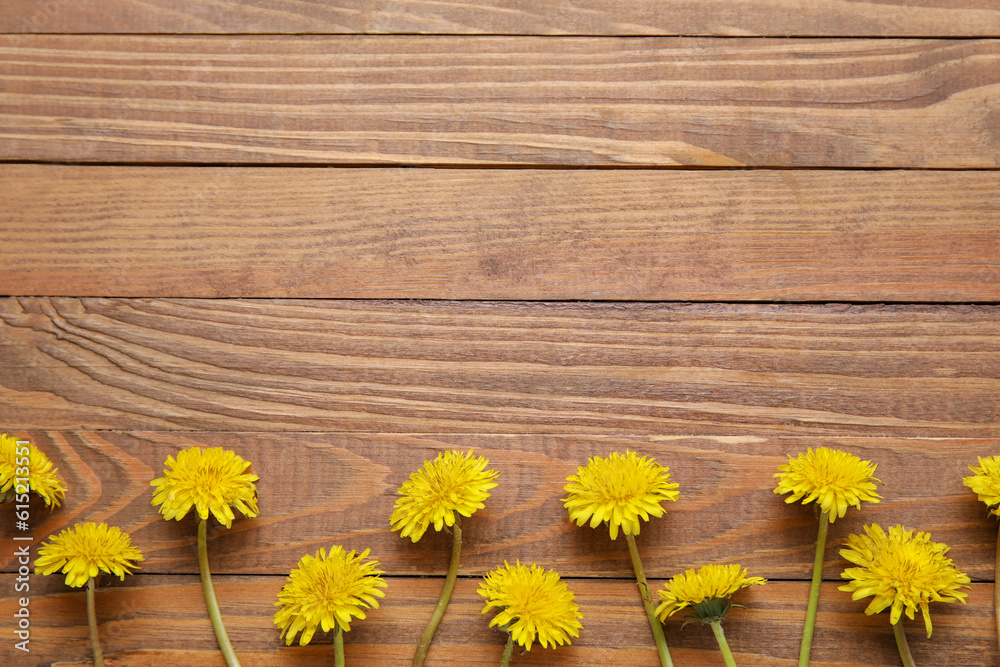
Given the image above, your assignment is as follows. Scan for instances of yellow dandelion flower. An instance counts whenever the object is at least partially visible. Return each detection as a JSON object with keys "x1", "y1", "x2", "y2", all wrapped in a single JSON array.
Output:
[
  {"x1": 563, "y1": 450, "x2": 679, "y2": 540},
  {"x1": 774, "y1": 447, "x2": 881, "y2": 522},
  {"x1": 479, "y1": 561, "x2": 583, "y2": 651},
  {"x1": 390, "y1": 450, "x2": 499, "y2": 543},
  {"x1": 0, "y1": 433, "x2": 67, "y2": 508},
  {"x1": 150, "y1": 446, "x2": 259, "y2": 529},
  {"x1": 840, "y1": 523, "x2": 970, "y2": 637},
  {"x1": 274, "y1": 546, "x2": 387, "y2": 646},
  {"x1": 35, "y1": 522, "x2": 143, "y2": 588},
  {"x1": 655, "y1": 564, "x2": 766, "y2": 623},
  {"x1": 963, "y1": 456, "x2": 1000, "y2": 515}
]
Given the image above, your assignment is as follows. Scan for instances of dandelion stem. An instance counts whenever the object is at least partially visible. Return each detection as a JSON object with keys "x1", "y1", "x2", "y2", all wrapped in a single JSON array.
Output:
[
  {"x1": 86, "y1": 578, "x2": 105, "y2": 667},
  {"x1": 412, "y1": 517, "x2": 462, "y2": 667},
  {"x1": 995, "y1": 525, "x2": 1000, "y2": 654},
  {"x1": 892, "y1": 619, "x2": 917, "y2": 667},
  {"x1": 710, "y1": 621, "x2": 738, "y2": 667},
  {"x1": 499, "y1": 633, "x2": 515, "y2": 667},
  {"x1": 198, "y1": 518, "x2": 242, "y2": 667},
  {"x1": 334, "y1": 625, "x2": 345, "y2": 667},
  {"x1": 798, "y1": 511, "x2": 829, "y2": 667},
  {"x1": 626, "y1": 532, "x2": 674, "y2": 667}
]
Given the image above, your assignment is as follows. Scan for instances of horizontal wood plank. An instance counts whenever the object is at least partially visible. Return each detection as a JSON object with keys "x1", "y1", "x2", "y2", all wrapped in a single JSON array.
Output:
[
  {"x1": 1, "y1": 577, "x2": 993, "y2": 666},
  {"x1": 2, "y1": 166, "x2": 998, "y2": 301},
  {"x1": 1, "y1": 432, "x2": 997, "y2": 579},
  {"x1": 2, "y1": 299, "x2": 997, "y2": 436},
  {"x1": 3, "y1": 0, "x2": 1000, "y2": 37},
  {"x1": 2, "y1": 37, "x2": 999, "y2": 167}
]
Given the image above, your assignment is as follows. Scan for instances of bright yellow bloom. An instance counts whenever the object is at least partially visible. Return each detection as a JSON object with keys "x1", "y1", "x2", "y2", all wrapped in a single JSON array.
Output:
[
  {"x1": 563, "y1": 450, "x2": 679, "y2": 540},
  {"x1": 274, "y1": 546, "x2": 387, "y2": 645},
  {"x1": 0, "y1": 433, "x2": 67, "y2": 508},
  {"x1": 390, "y1": 450, "x2": 498, "y2": 542},
  {"x1": 655, "y1": 564, "x2": 766, "y2": 622},
  {"x1": 774, "y1": 447, "x2": 881, "y2": 522},
  {"x1": 35, "y1": 522, "x2": 143, "y2": 588},
  {"x1": 479, "y1": 561, "x2": 583, "y2": 651},
  {"x1": 840, "y1": 523, "x2": 970, "y2": 637},
  {"x1": 150, "y1": 446, "x2": 259, "y2": 529},
  {"x1": 963, "y1": 456, "x2": 1000, "y2": 515}
]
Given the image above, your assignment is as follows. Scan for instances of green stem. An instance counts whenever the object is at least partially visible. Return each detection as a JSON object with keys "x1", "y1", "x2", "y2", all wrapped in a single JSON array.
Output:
[
  {"x1": 198, "y1": 518, "x2": 242, "y2": 667},
  {"x1": 892, "y1": 619, "x2": 916, "y2": 667},
  {"x1": 798, "y1": 511, "x2": 829, "y2": 667},
  {"x1": 625, "y1": 532, "x2": 674, "y2": 667},
  {"x1": 86, "y1": 578, "x2": 105, "y2": 667},
  {"x1": 995, "y1": 525, "x2": 1000, "y2": 655},
  {"x1": 412, "y1": 518, "x2": 462, "y2": 667},
  {"x1": 499, "y1": 633, "x2": 515, "y2": 667},
  {"x1": 334, "y1": 625, "x2": 345, "y2": 667},
  {"x1": 710, "y1": 621, "x2": 738, "y2": 667}
]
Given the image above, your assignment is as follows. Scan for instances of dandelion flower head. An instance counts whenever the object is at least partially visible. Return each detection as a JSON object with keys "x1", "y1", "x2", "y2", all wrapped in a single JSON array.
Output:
[
  {"x1": 839, "y1": 523, "x2": 970, "y2": 637},
  {"x1": 35, "y1": 522, "x2": 143, "y2": 588},
  {"x1": 274, "y1": 546, "x2": 387, "y2": 646},
  {"x1": 963, "y1": 456, "x2": 1000, "y2": 515},
  {"x1": 774, "y1": 447, "x2": 881, "y2": 522},
  {"x1": 390, "y1": 449, "x2": 499, "y2": 543},
  {"x1": 655, "y1": 564, "x2": 766, "y2": 623},
  {"x1": 0, "y1": 433, "x2": 67, "y2": 508},
  {"x1": 563, "y1": 450, "x2": 679, "y2": 540},
  {"x1": 150, "y1": 446, "x2": 259, "y2": 529},
  {"x1": 479, "y1": 561, "x2": 583, "y2": 651}
]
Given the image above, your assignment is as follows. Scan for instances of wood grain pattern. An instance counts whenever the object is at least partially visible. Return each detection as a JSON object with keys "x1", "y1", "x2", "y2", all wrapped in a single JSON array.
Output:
[
  {"x1": 3, "y1": 165, "x2": 998, "y2": 301},
  {"x1": 3, "y1": 6, "x2": 999, "y2": 665},
  {"x1": 2, "y1": 299, "x2": 997, "y2": 436},
  {"x1": 3, "y1": 0, "x2": 999, "y2": 37},
  {"x1": 1, "y1": 432, "x2": 997, "y2": 579},
  {"x1": 1, "y1": 577, "x2": 994, "y2": 666},
  {"x1": 3, "y1": 37, "x2": 999, "y2": 167}
]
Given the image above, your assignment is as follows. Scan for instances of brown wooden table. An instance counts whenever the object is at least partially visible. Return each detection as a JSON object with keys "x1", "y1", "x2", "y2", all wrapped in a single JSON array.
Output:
[{"x1": 1, "y1": 2, "x2": 998, "y2": 665}]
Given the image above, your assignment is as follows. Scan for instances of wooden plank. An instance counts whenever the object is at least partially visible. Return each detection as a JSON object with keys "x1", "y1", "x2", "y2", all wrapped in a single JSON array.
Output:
[
  {"x1": 2, "y1": 37, "x2": 999, "y2": 167},
  {"x1": 2, "y1": 299, "x2": 997, "y2": 436},
  {"x1": 3, "y1": 0, "x2": 999, "y2": 37},
  {"x1": 2, "y1": 166, "x2": 998, "y2": 302},
  {"x1": 0, "y1": 577, "x2": 993, "y2": 666},
  {"x1": 1, "y1": 432, "x2": 997, "y2": 579}
]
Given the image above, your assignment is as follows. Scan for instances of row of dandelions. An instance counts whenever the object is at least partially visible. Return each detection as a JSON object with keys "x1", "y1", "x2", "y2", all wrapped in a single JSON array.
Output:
[
  {"x1": 7, "y1": 430, "x2": 1000, "y2": 666},
  {"x1": 9, "y1": 439, "x2": 576, "y2": 667}
]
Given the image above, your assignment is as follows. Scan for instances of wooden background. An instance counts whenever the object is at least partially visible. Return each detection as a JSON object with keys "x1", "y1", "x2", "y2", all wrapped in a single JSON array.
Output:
[{"x1": 1, "y1": 2, "x2": 998, "y2": 665}]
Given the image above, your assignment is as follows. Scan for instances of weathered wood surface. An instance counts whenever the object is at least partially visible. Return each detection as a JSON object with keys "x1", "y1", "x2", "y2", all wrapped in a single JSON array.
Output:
[
  {"x1": 3, "y1": 0, "x2": 1000, "y2": 37},
  {"x1": 4, "y1": 1, "x2": 1000, "y2": 664},
  {"x1": 3, "y1": 37, "x2": 999, "y2": 167},
  {"x1": 7, "y1": 298, "x2": 1000, "y2": 437},
  {"x1": 0, "y1": 432, "x2": 997, "y2": 579},
  {"x1": 2, "y1": 166, "x2": 998, "y2": 301},
  {"x1": 2, "y1": 299, "x2": 997, "y2": 436},
  {"x1": 0, "y1": 577, "x2": 993, "y2": 667}
]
